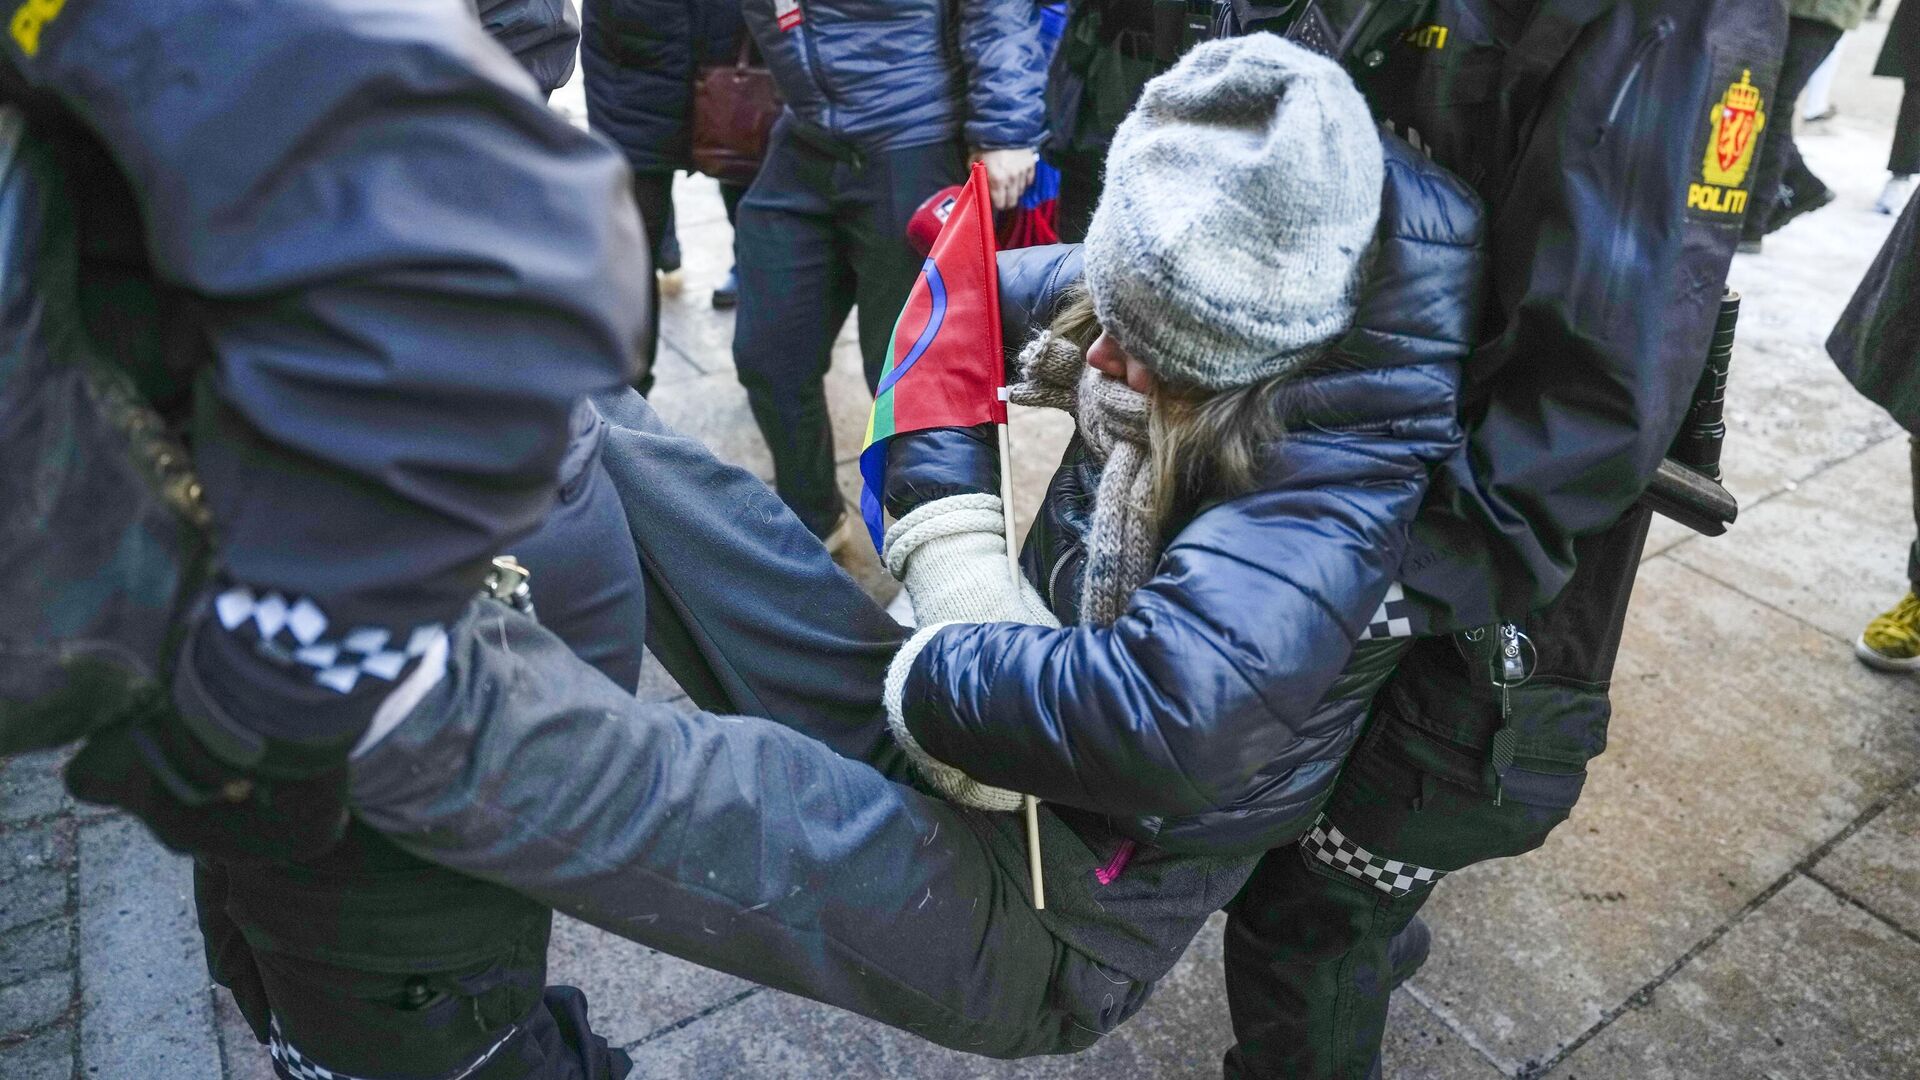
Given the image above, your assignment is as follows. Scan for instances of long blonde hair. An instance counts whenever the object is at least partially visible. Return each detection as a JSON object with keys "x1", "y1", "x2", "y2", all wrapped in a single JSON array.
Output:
[{"x1": 1039, "y1": 287, "x2": 1292, "y2": 540}]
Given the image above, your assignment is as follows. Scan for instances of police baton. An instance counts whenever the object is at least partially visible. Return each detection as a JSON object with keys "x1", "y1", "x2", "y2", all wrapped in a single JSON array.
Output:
[{"x1": 1640, "y1": 290, "x2": 1740, "y2": 536}]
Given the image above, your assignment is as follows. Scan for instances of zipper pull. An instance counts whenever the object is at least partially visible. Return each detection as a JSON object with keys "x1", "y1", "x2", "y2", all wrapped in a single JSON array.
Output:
[
  {"x1": 1487, "y1": 622, "x2": 1529, "y2": 807},
  {"x1": 1491, "y1": 682, "x2": 1516, "y2": 807}
]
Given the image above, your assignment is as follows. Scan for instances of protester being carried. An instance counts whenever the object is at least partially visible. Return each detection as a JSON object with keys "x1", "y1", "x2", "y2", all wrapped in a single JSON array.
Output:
[{"x1": 350, "y1": 34, "x2": 1486, "y2": 1060}]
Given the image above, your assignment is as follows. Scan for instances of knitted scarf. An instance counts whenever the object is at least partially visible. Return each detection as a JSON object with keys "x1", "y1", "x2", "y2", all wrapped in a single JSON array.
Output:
[{"x1": 1009, "y1": 330, "x2": 1156, "y2": 627}]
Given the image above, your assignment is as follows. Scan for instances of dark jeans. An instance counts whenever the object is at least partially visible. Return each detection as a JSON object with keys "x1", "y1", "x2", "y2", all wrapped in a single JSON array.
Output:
[
  {"x1": 631, "y1": 174, "x2": 751, "y2": 395},
  {"x1": 1750, "y1": 17, "x2": 1845, "y2": 232},
  {"x1": 1907, "y1": 437, "x2": 1920, "y2": 591},
  {"x1": 1222, "y1": 509, "x2": 1650, "y2": 1079},
  {"x1": 1051, "y1": 147, "x2": 1104, "y2": 245},
  {"x1": 719, "y1": 177, "x2": 746, "y2": 229},
  {"x1": 628, "y1": 173, "x2": 673, "y2": 395},
  {"x1": 732, "y1": 120, "x2": 966, "y2": 536},
  {"x1": 1893, "y1": 80, "x2": 1920, "y2": 177},
  {"x1": 200, "y1": 414, "x2": 650, "y2": 1080}
]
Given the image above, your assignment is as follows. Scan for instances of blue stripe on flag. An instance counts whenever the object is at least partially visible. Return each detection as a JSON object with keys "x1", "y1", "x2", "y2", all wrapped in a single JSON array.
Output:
[{"x1": 873, "y1": 259, "x2": 946, "y2": 398}]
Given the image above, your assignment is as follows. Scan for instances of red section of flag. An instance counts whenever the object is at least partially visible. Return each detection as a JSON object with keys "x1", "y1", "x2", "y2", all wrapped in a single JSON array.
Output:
[
  {"x1": 859, "y1": 163, "x2": 1006, "y2": 551},
  {"x1": 882, "y1": 162, "x2": 1005, "y2": 430}
]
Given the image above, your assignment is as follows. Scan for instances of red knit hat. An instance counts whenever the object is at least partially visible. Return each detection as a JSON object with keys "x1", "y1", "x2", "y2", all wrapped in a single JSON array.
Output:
[{"x1": 905, "y1": 185, "x2": 966, "y2": 256}]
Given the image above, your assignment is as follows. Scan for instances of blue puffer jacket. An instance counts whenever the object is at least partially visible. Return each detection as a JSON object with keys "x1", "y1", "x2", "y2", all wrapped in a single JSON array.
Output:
[
  {"x1": 582, "y1": 0, "x2": 744, "y2": 175},
  {"x1": 895, "y1": 136, "x2": 1486, "y2": 855},
  {"x1": 743, "y1": 0, "x2": 1047, "y2": 153}
]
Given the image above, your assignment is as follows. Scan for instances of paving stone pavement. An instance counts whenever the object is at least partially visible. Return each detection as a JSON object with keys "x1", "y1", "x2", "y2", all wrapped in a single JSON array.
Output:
[{"x1": 9, "y1": 18, "x2": 1920, "y2": 1079}]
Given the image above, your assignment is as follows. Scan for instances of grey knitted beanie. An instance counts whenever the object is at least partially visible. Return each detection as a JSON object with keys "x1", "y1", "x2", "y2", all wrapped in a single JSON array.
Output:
[{"x1": 1083, "y1": 34, "x2": 1384, "y2": 392}]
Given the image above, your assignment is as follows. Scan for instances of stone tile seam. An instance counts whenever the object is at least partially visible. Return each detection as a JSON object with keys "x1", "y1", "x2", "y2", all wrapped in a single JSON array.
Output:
[
  {"x1": 1802, "y1": 868, "x2": 1920, "y2": 950},
  {"x1": 1653, "y1": 553, "x2": 1858, "y2": 651},
  {"x1": 0, "y1": 808, "x2": 76, "y2": 834},
  {"x1": 654, "y1": 332, "x2": 712, "y2": 377},
  {"x1": 1399, "y1": 981, "x2": 1521, "y2": 1077},
  {"x1": 0, "y1": 809, "x2": 82, "y2": 1051},
  {"x1": 1658, "y1": 428, "x2": 1908, "y2": 610},
  {"x1": 621, "y1": 985, "x2": 764, "y2": 1053},
  {"x1": 0, "y1": 912, "x2": 73, "y2": 988},
  {"x1": 211, "y1": 986, "x2": 239, "y2": 1080},
  {"x1": 63, "y1": 808, "x2": 80, "y2": 1080},
  {"x1": 1523, "y1": 765, "x2": 1920, "y2": 1079}
]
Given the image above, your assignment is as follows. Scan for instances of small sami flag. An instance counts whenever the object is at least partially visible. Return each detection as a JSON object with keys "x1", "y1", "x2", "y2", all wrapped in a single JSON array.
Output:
[{"x1": 858, "y1": 161, "x2": 1006, "y2": 552}]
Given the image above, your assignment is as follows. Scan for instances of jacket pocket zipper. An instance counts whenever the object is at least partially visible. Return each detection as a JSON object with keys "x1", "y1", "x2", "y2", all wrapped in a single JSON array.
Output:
[
  {"x1": 1597, "y1": 18, "x2": 1674, "y2": 144},
  {"x1": 1048, "y1": 546, "x2": 1078, "y2": 614}
]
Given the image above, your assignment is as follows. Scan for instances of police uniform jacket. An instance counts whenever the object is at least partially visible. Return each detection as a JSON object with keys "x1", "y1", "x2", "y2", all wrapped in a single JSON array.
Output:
[
  {"x1": 0, "y1": 0, "x2": 643, "y2": 750},
  {"x1": 1352, "y1": 0, "x2": 1787, "y2": 634}
]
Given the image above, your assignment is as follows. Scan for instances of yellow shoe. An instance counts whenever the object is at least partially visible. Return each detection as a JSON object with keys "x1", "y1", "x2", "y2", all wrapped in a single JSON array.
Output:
[{"x1": 1855, "y1": 591, "x2": 1920, "y2": 672}]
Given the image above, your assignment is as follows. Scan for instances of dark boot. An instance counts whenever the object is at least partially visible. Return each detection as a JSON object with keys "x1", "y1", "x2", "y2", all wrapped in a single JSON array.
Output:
[
  {"x1": 1361, "y1": 915, "x2": 1434, "y2": 1080},
  {"x1": 711, "y1": 266, "x2": 739, "y2": 310},
  {"x1": 1766, "y1": 177, "x2": 1836, "y2": 236},
  {"x1": 1387, "y1": 914, "x2": 1432, "y2": 989}
]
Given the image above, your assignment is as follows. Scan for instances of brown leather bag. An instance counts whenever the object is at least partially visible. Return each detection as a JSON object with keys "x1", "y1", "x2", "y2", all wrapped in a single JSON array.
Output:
[{"x1": 690, "y1": 39, "x2": 781, "y2": 186}]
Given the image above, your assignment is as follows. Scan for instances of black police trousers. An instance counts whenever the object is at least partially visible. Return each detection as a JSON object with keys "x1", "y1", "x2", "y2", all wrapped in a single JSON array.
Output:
[
  {"x1": 197, "y1": 829, "x2": 629, "y2": 1080},
  {"x1": 1221, "y1": 509, "x2": 1652, "y2": 1079},
  {"x1": 197, "y1": 412, "x2": 651, "y2": 1080}
]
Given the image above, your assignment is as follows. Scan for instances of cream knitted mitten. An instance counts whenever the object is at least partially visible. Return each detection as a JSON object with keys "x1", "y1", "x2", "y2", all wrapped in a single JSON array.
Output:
[
  {"x1": 880, "y1": 494, "x2": 1057, "y2": 811},
  {"x1": 882, "y1": 493, "x2": 1058, "y2": 628}
]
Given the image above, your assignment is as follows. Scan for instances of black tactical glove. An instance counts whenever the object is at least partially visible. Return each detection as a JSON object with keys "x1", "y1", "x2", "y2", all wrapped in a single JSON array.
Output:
[
  {"x1": 65, "y1": 601, "x2": 359, "y2": 865},
  {"x1": 65, "y1": 688, "x2": 351, "y2": 865}
]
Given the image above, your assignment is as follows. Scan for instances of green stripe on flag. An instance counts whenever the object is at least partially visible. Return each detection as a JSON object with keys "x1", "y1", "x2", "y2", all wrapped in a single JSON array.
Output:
[{"x1": 865, "y1": 297, "x2": 914, "y2": 450}]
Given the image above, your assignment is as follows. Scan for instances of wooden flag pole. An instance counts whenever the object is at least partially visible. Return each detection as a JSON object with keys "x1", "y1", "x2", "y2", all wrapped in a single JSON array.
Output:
[{"x1": 996, "y1": 405, "x2": 1046, "y2": 910}]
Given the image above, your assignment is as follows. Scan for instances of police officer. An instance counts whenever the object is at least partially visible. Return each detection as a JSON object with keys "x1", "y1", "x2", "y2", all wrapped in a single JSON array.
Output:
[
  {"x1": 1209, "y1": 2, "x2": 1788, "y2": 1077},
  {"x1": 0, "y1": 0, "x2": 649, "y2": 1075}
]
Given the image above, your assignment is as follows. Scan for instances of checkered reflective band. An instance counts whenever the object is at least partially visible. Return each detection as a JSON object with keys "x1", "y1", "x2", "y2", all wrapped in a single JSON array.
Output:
[
  {"x1": 1301, "y1": 815, "x2": 1447, "y2": 898},
  {"x1": 214, "y1": 585, "x2": 445, "y2": 695},
  {"x1": 268, "y1": 1015, "x2": 515, "y2": 1080},
  {"x1": 1358, "y1": 582, "x2": 1415, "y2": 641}
]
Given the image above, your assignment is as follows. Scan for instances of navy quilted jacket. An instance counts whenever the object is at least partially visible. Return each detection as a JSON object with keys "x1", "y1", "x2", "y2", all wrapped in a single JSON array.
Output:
[
  {"x1": 582, "y1": 0, "x2": 745, "y2": 174},
  {"x1": 896, "y1": 136, "x2": 1487, "y2": 854},
  {"x1": 743, "y1": 0, "x2": 1047, "y2": 152}
]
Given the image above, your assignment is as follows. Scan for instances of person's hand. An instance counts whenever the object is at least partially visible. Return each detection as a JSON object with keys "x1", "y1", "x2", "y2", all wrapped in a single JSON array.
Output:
[{"x1": 972, "y1": 147, "x2": 1038, "y2": 212}]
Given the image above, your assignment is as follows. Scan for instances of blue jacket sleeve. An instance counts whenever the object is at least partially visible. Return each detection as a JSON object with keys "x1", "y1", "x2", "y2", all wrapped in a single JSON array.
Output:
[
  {"x1": 14, "y1": 0, "x2": 645, "y2": 632},
  {"x1": 957, "y1": 0, "x2": 1048, "y2": 149}
]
